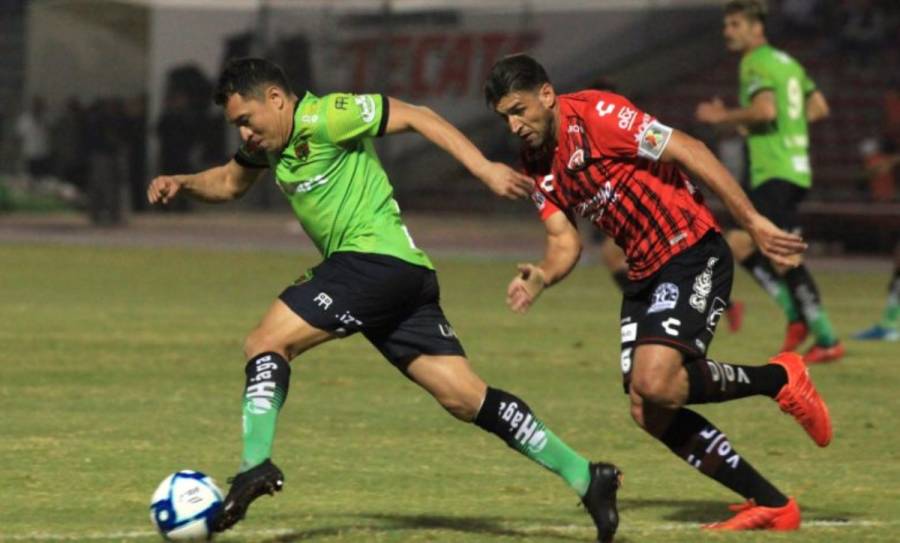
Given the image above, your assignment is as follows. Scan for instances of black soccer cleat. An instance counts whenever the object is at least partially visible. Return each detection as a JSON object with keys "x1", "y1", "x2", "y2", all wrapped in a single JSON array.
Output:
[
  {"x1": 210, "y1": 459, "x2": 284, "y2": 532},
  {"x1": 580, "y1": 462, "x2": 622, "y2": 543}
]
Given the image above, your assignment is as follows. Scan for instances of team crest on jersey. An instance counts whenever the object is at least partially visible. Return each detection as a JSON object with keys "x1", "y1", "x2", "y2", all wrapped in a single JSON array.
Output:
[
  {"x1": 648, "y1": 282, "x2": 679, "y2": 314},
  {"x1": 567, "y1": 148, "x2": 586, "y2": 171},
  {"x1": 294, "y1": 140, "x2": 310, "y2": 161},
  {"x1": 355, "y1": 95, "x2": 376, "y2": 123}
]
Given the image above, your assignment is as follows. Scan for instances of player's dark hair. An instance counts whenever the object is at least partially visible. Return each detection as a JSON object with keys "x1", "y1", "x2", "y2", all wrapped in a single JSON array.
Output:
[
  {"x1": 484, "y1": 53, "x2": 551, "y2": 108},
  {"x1": 214, "y1": 57, "x2": 293, "y2": 106},
  {"x1": 724, "y1": 0, "x2": 768, "y2": 25}
]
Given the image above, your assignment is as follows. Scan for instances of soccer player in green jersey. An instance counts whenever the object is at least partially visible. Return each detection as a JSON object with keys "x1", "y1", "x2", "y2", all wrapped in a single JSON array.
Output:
[
  {"x1": 147, "y1": 58, "x2": 622, "y2": 542},
  {"x1": 696, "y1": 0, "x2": 843, "y2": 364}
]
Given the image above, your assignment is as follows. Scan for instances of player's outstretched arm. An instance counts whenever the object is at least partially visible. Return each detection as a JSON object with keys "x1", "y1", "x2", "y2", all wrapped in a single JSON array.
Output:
[
  {"x1": 805, "y1": 90, "x2": 830, "y2": 123},
  {"x1": 507, "y1": 211, "x2": 581, "y2": 314},
  {"x1": 383, "y1": 97, "x2": 533, "y2": 199},
  {"x1": 147, "y1": 160, "x2": 265, "y2": 205},
  {"x1": 695, "y1": 92, "x2": 776, "y2": 127},
  {"x1": 660, "y1": 129, "x2": 806, "y2": 268}
]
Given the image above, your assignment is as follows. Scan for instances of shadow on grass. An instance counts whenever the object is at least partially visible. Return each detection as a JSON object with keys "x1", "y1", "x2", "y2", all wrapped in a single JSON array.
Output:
[
  {"x1": 259, "y1": 512, "x2": 586, "y2": 542},
  {"x1": 255, "y1": 499, "x2": 868, "y2": 542}
]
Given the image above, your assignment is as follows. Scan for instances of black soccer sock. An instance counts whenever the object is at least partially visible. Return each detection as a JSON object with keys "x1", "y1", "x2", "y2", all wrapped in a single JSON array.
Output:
[
  {"x1": 784, "y1": 264, "x2": 838, "y2": 345},
  {"x1": 611, "y1": 269, "x2": 629, "y2": 292},
  {"x1": 474, "y1": 387, "x2": 591, "y2": 495},
  {"x1": 659, "y1": 408, "x2": 787, "y2": 507},
  {"x1": 684, "y1": 357, "x2": 787, "y2": 403},
  {"x1": 740, "y1": 251, "x2": 802, "y2": 323}
]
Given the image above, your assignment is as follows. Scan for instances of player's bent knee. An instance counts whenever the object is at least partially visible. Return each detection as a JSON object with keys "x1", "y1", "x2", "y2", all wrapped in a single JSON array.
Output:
[
  {"x1": 630, "y1": 371, "x2": 679, "y2": 406},
  {"x1": 435, "y1": 392, "x2": 480, "y2": 422},
  {"x1": 243, "y1": 328, "x2": 286, "y2": 360}
]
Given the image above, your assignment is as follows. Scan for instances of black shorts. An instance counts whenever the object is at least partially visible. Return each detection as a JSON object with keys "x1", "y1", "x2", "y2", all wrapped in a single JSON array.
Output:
[
  {"x1": 619, "y1": 232, "x2": 733, "y2": 393},
  {"x1": 278, "y1": 252, "x2": 465, "y2": 371},
  {"x1": 749, "y1": 179, "x2": 808, "y2": 233}
]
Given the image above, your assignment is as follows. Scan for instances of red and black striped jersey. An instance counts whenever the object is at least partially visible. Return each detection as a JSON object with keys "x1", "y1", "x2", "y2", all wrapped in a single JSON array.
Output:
[{"x1": 524, "y1": 90, "x2": 719, "y2": 280}]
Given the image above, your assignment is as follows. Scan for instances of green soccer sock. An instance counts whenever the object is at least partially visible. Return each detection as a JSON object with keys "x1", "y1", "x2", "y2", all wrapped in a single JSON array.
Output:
[
  {"x1": 880, "y1": 270, "x2": 900, "y2": 329},
  {"x1": 474, "y1": 387, "x2": 591, "y2": 496},
  {"x1": 740, "y1": 251, "x2": 801, "y2": 322},
  {"x1": 774, "y1": 281, "x2": 802, "y2": 323},
  {"x1": 785, "y1": 265, "x2": 837, "y2": 345},
  {"x1": 240, "y1": 353, "x2": 291, "y2": 472}
]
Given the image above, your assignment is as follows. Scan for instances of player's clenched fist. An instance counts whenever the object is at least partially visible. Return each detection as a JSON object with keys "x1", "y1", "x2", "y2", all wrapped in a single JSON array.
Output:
[{"x1": 147, "y1": 176, "x2": 183, "y2": 205}]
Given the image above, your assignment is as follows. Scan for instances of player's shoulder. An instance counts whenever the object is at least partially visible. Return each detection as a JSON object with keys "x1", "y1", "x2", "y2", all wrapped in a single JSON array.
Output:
[{"x1": 561, "y1": 89, "x2": 632, "y2": 111}]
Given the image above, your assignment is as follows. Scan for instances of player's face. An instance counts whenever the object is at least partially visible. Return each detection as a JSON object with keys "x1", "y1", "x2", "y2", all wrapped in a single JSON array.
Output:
[
  {"x1": 494, "y1": 84, "x2": 557, "y2": 149},
  {"x1": 723, "y1": 13, "x2": 757, "y2": 52},
  {"x1": 224, "y1": 87, "x2": 291, "y2": 152}
]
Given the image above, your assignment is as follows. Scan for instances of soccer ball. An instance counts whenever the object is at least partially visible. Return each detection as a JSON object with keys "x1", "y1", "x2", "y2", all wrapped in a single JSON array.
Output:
[{"x1": 150, "y1": 470, "x2": 223, "y2": 541}]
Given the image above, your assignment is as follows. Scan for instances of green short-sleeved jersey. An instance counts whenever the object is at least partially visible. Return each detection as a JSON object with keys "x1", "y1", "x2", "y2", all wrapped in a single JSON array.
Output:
[
  {"x1": 739, "y1": 45, "x2": 817, "y2": 189},
  {"x1": 235, "y1": 92, "x2": 433, "y2": 269}
]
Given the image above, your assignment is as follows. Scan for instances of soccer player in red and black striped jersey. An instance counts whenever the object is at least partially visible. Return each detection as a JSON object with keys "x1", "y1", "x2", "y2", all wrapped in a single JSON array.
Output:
[{"x1": 485, "y1": 54, "x2": 833, "y2": 531}]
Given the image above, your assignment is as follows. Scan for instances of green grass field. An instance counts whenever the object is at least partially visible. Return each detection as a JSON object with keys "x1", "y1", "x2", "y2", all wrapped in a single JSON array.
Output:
[{"x1": 1, "y1": 243, "x2": 897, "y2": 542}]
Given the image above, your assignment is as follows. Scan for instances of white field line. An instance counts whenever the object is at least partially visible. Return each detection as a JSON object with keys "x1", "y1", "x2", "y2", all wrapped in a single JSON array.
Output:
[{"x1": 0, "y1": 520, "x2": 892, "y2": 541}]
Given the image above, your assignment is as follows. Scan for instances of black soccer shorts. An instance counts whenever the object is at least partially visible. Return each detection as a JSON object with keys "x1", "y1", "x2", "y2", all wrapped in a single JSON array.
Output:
[
  {"x1": 749, "y1": 179, "x2": 808, "y2": 234},
  {"x1": 278, "y1": 251, "x2": 465, "y2": 371},
  {"x1": 618, "y1": 231, "x2": 733, "y2": 393}
]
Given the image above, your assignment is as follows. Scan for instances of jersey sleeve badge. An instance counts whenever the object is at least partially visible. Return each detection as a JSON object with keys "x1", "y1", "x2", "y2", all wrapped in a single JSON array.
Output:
[{"x1": 637, "y1": 119, "x2": 673, "y2": 161}]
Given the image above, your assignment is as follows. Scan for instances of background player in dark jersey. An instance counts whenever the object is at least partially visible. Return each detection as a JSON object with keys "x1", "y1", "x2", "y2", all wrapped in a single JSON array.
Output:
[
  {"x1": 484, "y1": 54, "x2": 832, "y2": 531},
  {"x1": 696, "y1": 0, "x2": 842, "y2": 363},
  {"x1": 854, "y1": 243, "x2": 900, "y2": 341},
  {"x1": 147, "y1": 58, "x2": 622, "y2": 541}
]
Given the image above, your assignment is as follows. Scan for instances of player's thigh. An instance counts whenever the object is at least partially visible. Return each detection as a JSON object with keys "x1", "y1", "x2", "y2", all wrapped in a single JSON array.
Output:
[
  {"x1": 407, "y1": 354, "x2": 487, "y2": 420},
  {"x1": 245, "y1": 298, "x2": 335, "y2": 360}
]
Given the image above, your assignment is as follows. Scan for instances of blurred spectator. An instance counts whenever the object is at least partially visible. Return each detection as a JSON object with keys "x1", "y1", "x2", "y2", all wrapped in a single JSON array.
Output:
[
  {"x1": 86, "y1": 98, "x2": 126, "y2": 226},
  {"x1": 858, "y1": 137, "x2": 898, "y2": 201},
  {"x1": 123, "y1": 94, "x2": 148, "y2": 212},
  {"x1": 156, "y1": 89, "x2": 197, "y2": 212},
  {"x1": 838, "y1": 0, "x2": 886, "y2": 68},
  {"x1": 14, "y1": 96, "x2": 52, "y2": 184},
  {"x1": 52, "y1": 97, "x2": 89, "y2": 191},
  {"x1": 782, "y1": 0, "x2": 821, "y2": 37}
]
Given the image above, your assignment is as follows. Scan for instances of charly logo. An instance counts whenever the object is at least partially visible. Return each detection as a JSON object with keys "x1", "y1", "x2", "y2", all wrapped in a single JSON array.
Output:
[
  {"x1": 690, "y1": 257, "x2": 718, "y2": 312},
  {"x1": 648, "y1": 282, "x2": 679, "y2": 314}
]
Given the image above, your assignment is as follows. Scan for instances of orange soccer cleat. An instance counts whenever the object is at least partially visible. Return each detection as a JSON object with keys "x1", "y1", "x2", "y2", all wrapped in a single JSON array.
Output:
[
  {"x1": 771, "y1": 352, "x2": 833, "y2": 447},
  {"x1": 703, "y1": 497, "x2": 801, "y2": 531},
  {"x1": 780, "y1": 321, "x2": 809, "y2": 352},
  {"x1": 803, "y1": 341, "x2": 845, "y2": 364}
]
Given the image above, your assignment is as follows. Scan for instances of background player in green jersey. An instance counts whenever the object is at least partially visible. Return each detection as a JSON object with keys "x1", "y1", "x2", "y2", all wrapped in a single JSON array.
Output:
[
  {"x1": 147, "y1": 58, "x2": 623, "y2": 542},
  {"x1": 696, "y1": 0, "x2": 843, "y2": 363}
]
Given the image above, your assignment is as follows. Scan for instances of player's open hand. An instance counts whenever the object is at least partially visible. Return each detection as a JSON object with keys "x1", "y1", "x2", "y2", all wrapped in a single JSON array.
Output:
[
  {"x1": 695, "y1": 97, "x2": 727, "y2": 125},
  {"x1": 506, "y1": 263, "x2": 546, "y2": 314},
  {"x1": 746, "y1": 213, "x2": 807, "y2": 268},
  {"x1": 147, "y1": 176, "x2": 182, "y2": 205},
  {"x1": 479, "y1": 162, "x2": 534, "y2": 200}
]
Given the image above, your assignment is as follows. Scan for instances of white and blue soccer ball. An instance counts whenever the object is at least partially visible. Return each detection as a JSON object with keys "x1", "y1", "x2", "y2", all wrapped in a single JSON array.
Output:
[{"x1": 150, "y1": 470, "x2": 223, "y2": 541}]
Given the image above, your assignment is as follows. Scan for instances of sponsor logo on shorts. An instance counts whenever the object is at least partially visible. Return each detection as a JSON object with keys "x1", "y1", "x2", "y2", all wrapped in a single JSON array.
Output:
[
  {"x1": 706, "y1": 297, "x2": 728, "y2": 332},
  {"x1": 438, "y1": 324, "x2": 457, "y2": 338},
  {"x1": 662, "y1": 317, "x2": 681, "y2": 337},
  {"x1": 648, "y1": 282, "x2": 679, "y2": 314},
  {"x1": 313, "y1": 292, "x2": 333, "y2": 310},
  {"x1": 690, "y1": 257, "x2": 719, "y2": 313},
  {"x1": 621, "y1": 322, "x2": 637, "y2": 343}
]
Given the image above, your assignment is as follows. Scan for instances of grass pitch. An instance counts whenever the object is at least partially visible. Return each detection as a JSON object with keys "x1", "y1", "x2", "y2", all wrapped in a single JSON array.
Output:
[{"x1": 1, "y1": 242, "x2": 897, "y2": 542}]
